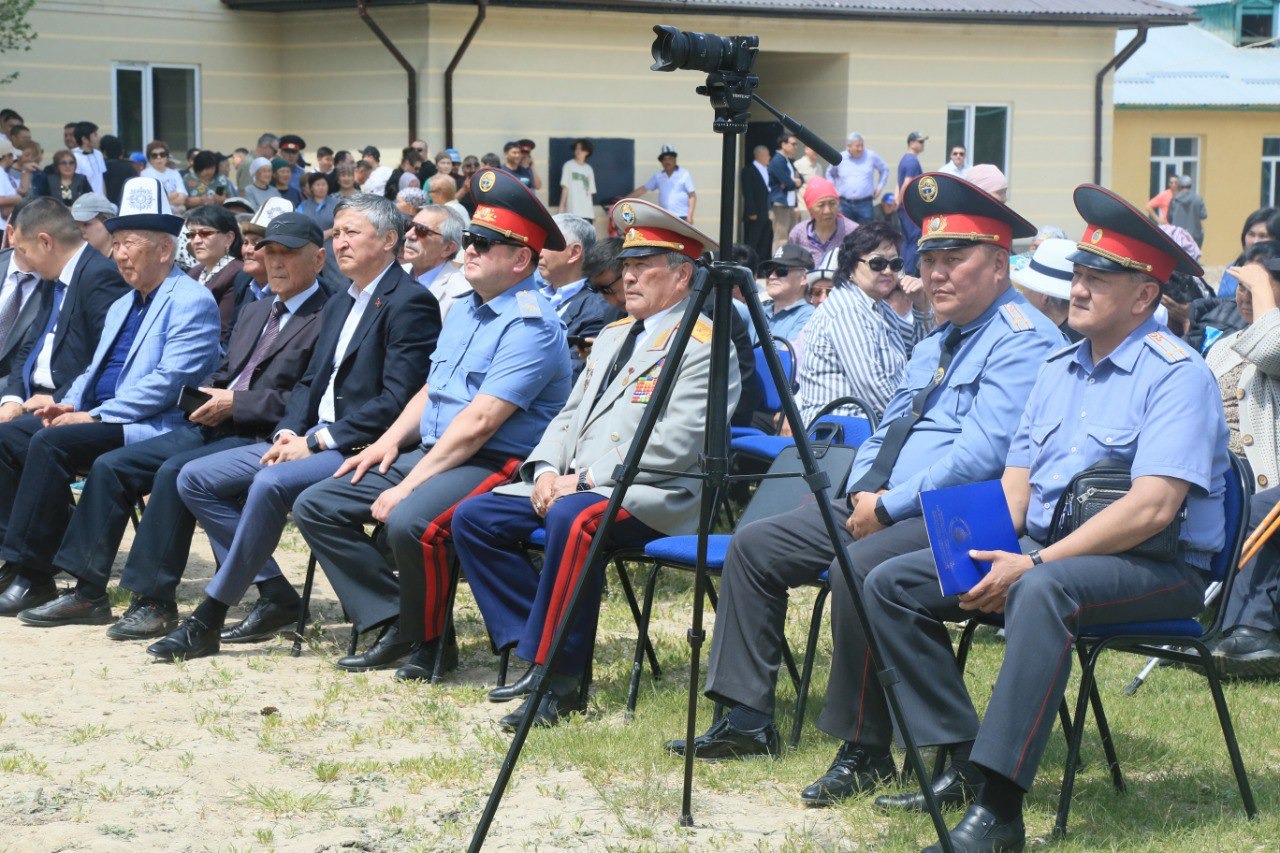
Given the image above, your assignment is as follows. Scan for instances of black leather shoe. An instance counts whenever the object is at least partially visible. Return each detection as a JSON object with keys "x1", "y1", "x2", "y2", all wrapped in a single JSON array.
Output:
[
  {"x1": 925, "y1": 803, "x2": 1025, "y2": 852},
  {"x1": 147, "y1": 617, "x2": 221, "y2": 662},
  {"x1": 0, "y1": 575, "x2": 57, "y2": 617},
  {"x1": 1213, "y1": 626, "x2": 1280, "y2": 678},
  {"x1": 799, "y1": 741, "x2": 897, "y2": 806},
  {"x1": 394, "y1": 637, "x2": 461, "y2": 682},
  {"x1": 107, "y1": 599, "x2": 179, "y2": 640},
  {"x1": 663, "y1": 715, "x2": 781, "y2": 761},
  {"x1": 0, "y1": 563, "x2": 19, "y2": 594},
  {"x1": 488, "y1": 664, "x2": 538, "y2": 702},
  {"x1": 499, "y1": 675, "x2": 586, "y2": 731},
  {"x1": 336, "y1": 623, "x2": 413, "y2": 672},
  {"x1": 875, "y1": 762, "x2": 985, "y2": 813},
  {"x1": 221, "y1": 597, "x2": 299, "y2": 643},
  {"x1": 17, "y1": 589, "x2": 112, "y2": 626}
]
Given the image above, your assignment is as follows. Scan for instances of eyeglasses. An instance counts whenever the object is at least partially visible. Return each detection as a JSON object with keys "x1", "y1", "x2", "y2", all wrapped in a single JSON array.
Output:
[
  {"x1": 762, "y1": 264, "x2": 803, "y2": 278},
  {"x1": 149, "y1": 151, "x2": 169, "y2": 159},
  {"x1": 950, "y1": 151, "x2": 965, "y2": 158},
  {"x1": 462, "y1": 232, "x2": 519, "y2": 254},
  {"x1": 185, "y1": 228, "x2": 222, "y2": 241},
  {"x1": 586, "y1": 274, "x2": 622, "y2": 295},
  {"x1": 410, "y1": 222, "x2": 442, "y2": 240},
  {"x1": 860, "y1": 256, "x2": 905, "y2": 273},
  {"x1": 57, "y1": 159, "x2": 76, "y2": 166}
]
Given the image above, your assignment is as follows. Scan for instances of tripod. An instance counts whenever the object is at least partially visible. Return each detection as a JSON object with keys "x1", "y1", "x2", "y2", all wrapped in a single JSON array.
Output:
[{"x1": 468, "y1": 30, "x2": 954, "y2": 853}]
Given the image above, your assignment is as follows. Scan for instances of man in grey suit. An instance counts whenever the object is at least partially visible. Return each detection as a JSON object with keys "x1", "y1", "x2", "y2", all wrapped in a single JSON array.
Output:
[
  {"x1": 452, "y1": 198, "x2": 741, "y2": 729},
  {"x1": 539, "y1": 214, "x2": 616, "y2": 379}
]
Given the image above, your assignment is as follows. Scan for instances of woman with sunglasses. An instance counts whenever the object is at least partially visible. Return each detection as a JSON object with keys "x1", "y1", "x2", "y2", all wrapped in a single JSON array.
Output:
[
  {"x1": 140, "y1": 141, "x2": 186, "y2": 210},
  {"x1": 38, "y1": 149, "x2": 92, "y2": 207},
  {"x1": 184, "y1": 205, "x2": 244, "y2": 342},
  {"x1": 793, "y1": 221, "x2": 933, "y2": 424}
]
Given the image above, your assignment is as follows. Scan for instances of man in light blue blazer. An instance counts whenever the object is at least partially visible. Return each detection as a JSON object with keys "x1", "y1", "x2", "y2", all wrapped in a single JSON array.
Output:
[{"x1": 0, "y1": 177, "x2": 221, "y2": 620}]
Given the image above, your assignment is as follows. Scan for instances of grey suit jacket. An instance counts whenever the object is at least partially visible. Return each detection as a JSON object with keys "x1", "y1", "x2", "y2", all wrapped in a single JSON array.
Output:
[
  {"x1": 0, "y1": 250, "x2": 44, "y2": 377},
  {"x1": 494, "y1": 298, "x2": 741, "y2": 535}
]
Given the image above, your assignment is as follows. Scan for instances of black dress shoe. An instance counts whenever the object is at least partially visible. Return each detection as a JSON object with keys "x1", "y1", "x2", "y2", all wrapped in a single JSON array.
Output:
[
  {"x1": 107, "y1": 599, "x2": 179, "y2": 640},
  {"x1": 17, "y1": 589, "x2": 112, "y2": 626},
  {"x1": 394, "y1": 637, "x2": 461, "y2": 682},
  {"x1": 1213, "y1": 626, "x2": 1280, "y2": 678},
  {"x1": 488, "y1": 664, "x2": 538, "y2": 702},
  {"x1": 0, "y1": 564, "x2": 19, "y2": 594},
  {"x1": 875, "y1": 762, "x2": 985, "y2": 812},
  {"x1": 221, "y1": 597, "x2": 299, "y2": 643},
  {"x1": 663, "y1": 715, "x2": 781, "y2": 761},
  {"x1": 925, "y1": 803, "x2": 1025, "y2": 852},
  {"x1": 799, "y1": 741, "x2": 897, "y2": 806},
  {"x1": 0, "y1": 575, "x2": 57, "y2": 617},
  {"x1": 335, "y1": 623, "x2": 413, "y2": 672},
  {"x1": 499, "y1": 675, "x2": 586, "y2": 731},
  {"x1": 147, "y1": 616, "x2": 221, "y2": 662}
]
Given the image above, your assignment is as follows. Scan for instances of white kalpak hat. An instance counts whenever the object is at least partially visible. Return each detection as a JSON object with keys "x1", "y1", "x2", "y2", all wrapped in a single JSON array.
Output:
[
  {"x1": 1010, "y1": 238, "x2": 1075, "y2": 301},
  {"x1": 104, "y1": 177, "x2": 184, "y2": 236}
]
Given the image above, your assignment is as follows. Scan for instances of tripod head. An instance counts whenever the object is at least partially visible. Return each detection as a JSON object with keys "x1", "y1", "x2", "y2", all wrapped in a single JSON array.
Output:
[{"x1": 650, "y1": 25, "x2": 759, "y2": 134}]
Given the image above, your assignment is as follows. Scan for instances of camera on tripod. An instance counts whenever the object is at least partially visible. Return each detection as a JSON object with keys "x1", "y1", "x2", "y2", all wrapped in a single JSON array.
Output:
[{"x1": 650, "y1": 25, "x2": 758, "y2": 74}]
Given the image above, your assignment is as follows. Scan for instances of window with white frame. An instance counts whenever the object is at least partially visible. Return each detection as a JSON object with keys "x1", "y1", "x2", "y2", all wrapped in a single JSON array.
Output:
[
  {"x1": 945, "y1": 105, "x2": 1009, "y2": 174},
  {"x1": 113, "y1": 63, "x2": 200, "y2": 156},
  {"x1": 1149, "y1": 136, "x2": 1199, "y2": 197},
  {"x1": 1264, "y1": 138, "x2": 1280, "y2": 207}
]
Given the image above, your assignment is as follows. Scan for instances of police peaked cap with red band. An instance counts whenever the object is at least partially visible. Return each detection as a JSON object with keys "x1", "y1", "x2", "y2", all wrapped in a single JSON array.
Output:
[
  {"x1": 1068, "y1": 183, "x2": 1203, "y2": 283},
  {"x1": 610, "y1": 197, "x2": 718, "y2": 260},
  {"x1": 904, "y1": 171, "x2": 1035, "y2": 252},
  {"x1": 466, "y1": 167, "x2": 564, "y2": 253}
]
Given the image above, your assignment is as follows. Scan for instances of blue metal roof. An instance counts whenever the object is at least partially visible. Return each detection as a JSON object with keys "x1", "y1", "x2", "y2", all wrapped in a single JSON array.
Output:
[{"x1": 1115, "y1": 24, "x2": 1280, "y2": 107}]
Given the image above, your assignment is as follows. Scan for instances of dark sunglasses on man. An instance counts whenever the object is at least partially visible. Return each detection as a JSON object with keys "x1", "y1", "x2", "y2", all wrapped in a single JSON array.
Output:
[
  {"x1": 759, "y1": 262, "x2": 804, "y2": 279},
  {"x1": 585, "y1": 273, "x2": 622, "y2": 295},
  {"x1": 149, "y1": 150, "x2": 169, "y2": 160},
  {"x1": 410, "y1": 222, "x2": 442, "y2": 240},
  {"x1": 462, "y1": 232, "x2": 520, "y2": 253}
]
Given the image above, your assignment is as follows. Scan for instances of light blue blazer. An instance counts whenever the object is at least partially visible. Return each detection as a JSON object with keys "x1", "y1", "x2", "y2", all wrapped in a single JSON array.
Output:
[{"x1": 63, "y1": 267, "x2": 221, "y2": 445}]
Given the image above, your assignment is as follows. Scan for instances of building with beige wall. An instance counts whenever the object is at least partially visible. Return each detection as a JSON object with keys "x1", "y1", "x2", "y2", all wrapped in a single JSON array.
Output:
[{"x1": 5, "y1": 0, "x2": 1194, "y2": 242}]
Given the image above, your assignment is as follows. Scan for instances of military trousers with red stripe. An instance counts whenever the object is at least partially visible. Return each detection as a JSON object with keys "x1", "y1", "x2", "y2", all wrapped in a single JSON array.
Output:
[
  {"x1": 293, "y1": 446, "x2": 519, "y2": 637},
  {"x1": 453, "y1": 490, "x2": 660, "y2": 676},
  {"x1": 860, "y1": 537, "x2": 1205, "y2": 790}
]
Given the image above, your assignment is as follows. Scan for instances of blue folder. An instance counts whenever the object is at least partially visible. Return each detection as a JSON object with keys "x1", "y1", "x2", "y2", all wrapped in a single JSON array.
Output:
[{"x1": 920, "y1": 479, "x2": 1022, "y2": 597}]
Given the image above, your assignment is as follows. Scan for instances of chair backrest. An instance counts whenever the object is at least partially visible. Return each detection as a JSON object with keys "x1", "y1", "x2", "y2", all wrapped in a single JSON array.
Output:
[
  {"x1": 806, "y1": 394, "x2": 878, "y2": 448},
  {"x1": 1209, "y1": 451, "x2": 1252, "y2": 586},
  {"x1": 752, "y1": 337, "x2": 796, "y2": 415},
  {"x1": 737, "y1": 443, "x2": 860, "y2": 529}
]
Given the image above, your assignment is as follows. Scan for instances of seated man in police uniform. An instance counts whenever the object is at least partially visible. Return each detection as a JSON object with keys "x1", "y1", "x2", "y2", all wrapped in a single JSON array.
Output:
[
  {"x1": 292, "y1": 167, "x2": 572, "y2": 675},
  {"x1": 865, "y1": 185, "x2": 1227, "y2": 852},
  {"x1": 452, "y1": 199, "x2": 740, "y2": 729},
  {"x1": 667, "y1": 174, "x2": 1064, "y2": 802},
  {"x1": 18, "y1": 213, "x2": 328, "y2": 637}
]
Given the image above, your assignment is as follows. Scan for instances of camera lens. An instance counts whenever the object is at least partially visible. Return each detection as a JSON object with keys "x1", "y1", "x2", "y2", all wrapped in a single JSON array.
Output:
[{"x1": 650, "y1": 25, "x2": 756, "y2": 74}]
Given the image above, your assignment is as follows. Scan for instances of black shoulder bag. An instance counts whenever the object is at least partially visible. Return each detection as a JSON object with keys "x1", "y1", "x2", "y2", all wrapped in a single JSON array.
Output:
[{"x1": 1048, "y1": 461, "x2": 1186, "y2": 562}]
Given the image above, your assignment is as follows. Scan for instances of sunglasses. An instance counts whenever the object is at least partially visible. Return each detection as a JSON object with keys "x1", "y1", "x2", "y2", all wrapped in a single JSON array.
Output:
[
  {"x1": 185, "y1": 228, "x2": 223, "y2": 241},
  {"x1": 950, "y1": 151, "x2": 965, "y2": 157},
  {"x1": 860, "y1": 256, "x2": 905, "y2": 273},
  {"x1": 462, "y1": 232, "x2": 519, "y2": 253},
  {"x1": 149, "y1": 151, "x2": 169, "y2": 159},
  {"x1": 586, "y1": 274, "x2": 622, "y2": 295},
  {"x1": 410, "y1": 223, "x2": 442, "y2": 240},
  {"x1": 761, "y1": 264, "x2": 804, "y2": 278},
  {"x1": 57, "y1": 159, "x2": 76, "y2": 166}
]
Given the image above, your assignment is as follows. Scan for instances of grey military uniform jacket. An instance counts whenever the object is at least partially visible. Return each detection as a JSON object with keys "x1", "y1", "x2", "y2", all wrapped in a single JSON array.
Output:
[{"x1": 494, "y1": 297, "x2": 740, "y2": 536}]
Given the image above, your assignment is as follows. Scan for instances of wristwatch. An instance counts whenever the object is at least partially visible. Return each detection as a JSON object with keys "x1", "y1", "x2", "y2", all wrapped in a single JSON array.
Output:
[
  {"x1": 305, "y1": 432, "x2": 323, "y2": 454},
  {"x1": 873, "y1": 497, "x2": 894, "y2": 527},
  {"x1": 576, "y1": 471, "x2": 592, "y2": 492},
  {"x1": 1028, "y1": 549, "x2": 1044, "y2": 566}
]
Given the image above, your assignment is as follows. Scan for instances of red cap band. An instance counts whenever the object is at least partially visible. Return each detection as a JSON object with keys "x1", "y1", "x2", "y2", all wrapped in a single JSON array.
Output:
[
  {"x1": 917, "y1": 212, "x2": 1014, "y2": 251},
  {"x1": 1076, "y1": 224, "x2": 1175, "y2": 282},
  {"x1": 621, "y1": 225, "x2": 704, "y2": 260},
  {"x1": 471, "y1": 204, "x2": 548, "y2": 253}
]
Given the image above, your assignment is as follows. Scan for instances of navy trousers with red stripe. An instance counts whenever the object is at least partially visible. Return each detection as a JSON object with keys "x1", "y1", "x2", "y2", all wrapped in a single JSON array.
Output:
[{"x1": 454, "y1": 490, "x2": 659, "y2": 676}]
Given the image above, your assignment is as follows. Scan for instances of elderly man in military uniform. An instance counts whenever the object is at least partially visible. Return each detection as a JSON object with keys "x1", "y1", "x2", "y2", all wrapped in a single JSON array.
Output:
[
  {"x1": 865, "y1": 185, "x2": 1228, "y2": 853},
  {"x1": 291, "y1": 168, "x2": 572, "y2": 676},
  {"x1": 452, "y1": 199, "x2": 740, "y2": 729},
  {"x1": 666, "y1": 174, "x2": 1064, "y2": 804}
]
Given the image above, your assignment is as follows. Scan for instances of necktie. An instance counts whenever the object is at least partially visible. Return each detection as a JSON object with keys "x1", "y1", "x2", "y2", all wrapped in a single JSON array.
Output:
[
  {"x1": 0, "y1": 272, "x2": 32, "y2": 346},
  {"x1": 592, "y1": 319, "x2": 645, "y2": 409},
  {"x1": 231, "y1": 301, "x2": 287, "y2": 391},
  {"x1": 23, "y1": 280, "x2": 67, "y2": 389},
  {"x1": 848, "y1": 324, "x2": 965, "y2": 494}
]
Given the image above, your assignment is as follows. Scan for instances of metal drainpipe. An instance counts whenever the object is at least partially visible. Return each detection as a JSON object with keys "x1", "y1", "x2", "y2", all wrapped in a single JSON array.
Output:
[
  {"x1": 357, "y1": 0, "x2": 418, "y2": 145},
  {"x1": 445, "y1": 0, "x2": 488, "y2": 149},
  {"x1": 1095, "y1": 24, "x2": 1148, "y2": 185}
]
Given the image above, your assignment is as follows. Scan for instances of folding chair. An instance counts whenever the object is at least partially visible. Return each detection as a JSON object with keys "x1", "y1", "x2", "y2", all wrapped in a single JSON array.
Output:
[
  {"x1": 731, "y1": 393, "x2": 878, "y2": 470},
  {"x1": 729, "y1": 337, "x2": 796, "y2": 442},
  {"x1": 628, "y1": 439, "x2": 860, "y2": 742},
  {"x1": 1053, "y1": 452, "x2": 1257, "y2": 836}
]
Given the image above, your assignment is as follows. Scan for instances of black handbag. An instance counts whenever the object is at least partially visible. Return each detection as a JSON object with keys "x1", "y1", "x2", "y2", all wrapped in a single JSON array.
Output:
[{"x1": 1048, "y1": 461, "x2": 1185, "y2": 561}]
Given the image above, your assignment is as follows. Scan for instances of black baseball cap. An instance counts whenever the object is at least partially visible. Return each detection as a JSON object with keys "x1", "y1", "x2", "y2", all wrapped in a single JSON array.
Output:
[
  {"x1": 258, "y1": 212, "x2": 323, "y2": 249},
  {"x1": 759, "y1": 243, "x2": 815, "y2": 276}
]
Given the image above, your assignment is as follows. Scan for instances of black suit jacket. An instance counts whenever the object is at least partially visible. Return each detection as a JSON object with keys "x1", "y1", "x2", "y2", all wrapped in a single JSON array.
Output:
[
  {"x1": 741, "y1": 162, "x2": 769, "y2": 221},
  {"x1": 0, "y1": 250, "x2": 47, "y2": 382},
  {"x1": 275, "y1": 264, "x2": 440, "y2": 452},
  {"x1": 36, "y1": 173, "x2": 92, "y2": 206},
  {"x1": 208, "y1": 286, "x2": 329, "y2": 434},
  {"x1": 103, "y1": 160, "x2": 135, "y2": 207},
  {"x1": 556, "y1": 284, "x2": 611, "y2": 380},
  {"x1": 5, "y1": 245, "x2": 128, "y2": 402}
]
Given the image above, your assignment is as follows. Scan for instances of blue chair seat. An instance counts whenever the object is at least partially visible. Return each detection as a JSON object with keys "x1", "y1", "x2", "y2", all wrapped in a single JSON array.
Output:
[
  {"x1": 1078, "y1": 619, "x2": 1204, "y2": 639},
  {"x1": 730, "y1": 434, "x2": 795, "y2": 459},
  {"x1": 731, "y1": 426, "x2": 762, "y2": 439},
  {"x1": 643, "y1": 534, "x2": 731, "y2": 568}
]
